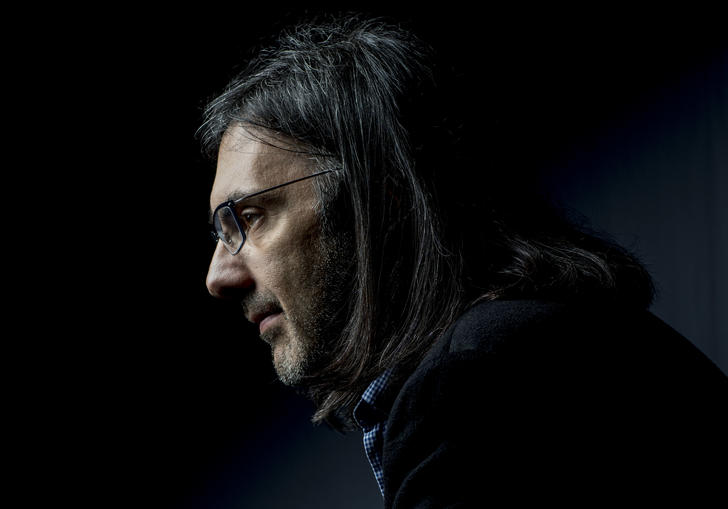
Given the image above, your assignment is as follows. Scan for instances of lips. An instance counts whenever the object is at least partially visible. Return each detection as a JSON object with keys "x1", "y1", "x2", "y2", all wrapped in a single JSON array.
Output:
[
  {"x1": 247, "y1": 305, "x2": 283, "y2": 334},
  {"x1": 258, "y1": 312, "x2": 282, "y2": 334}
]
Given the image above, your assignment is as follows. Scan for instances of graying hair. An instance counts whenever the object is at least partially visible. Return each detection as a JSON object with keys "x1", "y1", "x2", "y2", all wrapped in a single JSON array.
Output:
[{"x1": 198, "y1": 13, "x2": 655, "y2": 429}]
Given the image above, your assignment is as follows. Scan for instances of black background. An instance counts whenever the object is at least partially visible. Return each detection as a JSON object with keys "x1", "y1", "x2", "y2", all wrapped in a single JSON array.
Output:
[{"x1": 14, "y1": 4, "x2": 726, "y2": 508}]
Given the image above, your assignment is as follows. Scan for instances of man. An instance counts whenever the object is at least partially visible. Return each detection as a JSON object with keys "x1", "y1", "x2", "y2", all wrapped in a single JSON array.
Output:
[{"x1": 201, "y1": 15, "x2": 727, "y2": 507}]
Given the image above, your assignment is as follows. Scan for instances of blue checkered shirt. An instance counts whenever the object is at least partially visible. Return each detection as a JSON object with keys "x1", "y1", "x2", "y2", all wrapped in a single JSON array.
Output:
[{"x1": 353, "y1": 368, "x2": 395, "y2": 497}]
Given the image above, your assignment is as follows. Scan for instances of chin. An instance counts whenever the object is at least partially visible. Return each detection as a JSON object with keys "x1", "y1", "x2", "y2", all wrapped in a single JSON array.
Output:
[
  {"x1": 265, "y1": 319, "x2": 326, "y2": 387},
  {"x1": 271, "y1": 337, "x2": 309, "y2": 386}
]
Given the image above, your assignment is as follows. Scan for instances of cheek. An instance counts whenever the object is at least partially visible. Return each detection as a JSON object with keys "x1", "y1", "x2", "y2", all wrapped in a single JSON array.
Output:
[
  {"x1": 262, "y1": 219, "x2": 324, "y2": 286},
  {"x1": 248, "y1": 202, "x2": 325, "y2": 302},
  {"x1": 278, "y1": 248, "x2": 324, "y2": 293},
  {"x1": 251, "y1": 240, "x2": 323, "y2": 300}
]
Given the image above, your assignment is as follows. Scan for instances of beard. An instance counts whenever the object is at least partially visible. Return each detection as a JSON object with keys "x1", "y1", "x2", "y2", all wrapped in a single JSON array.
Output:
[{"x1": 248, "y1": 229, "x2": 354, "y2": 387}]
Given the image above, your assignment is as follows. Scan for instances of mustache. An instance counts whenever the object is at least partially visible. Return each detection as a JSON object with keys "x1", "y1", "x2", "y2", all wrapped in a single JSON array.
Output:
[{"x1": 241, "y1": 292, "x2": 282, "y2": 320}]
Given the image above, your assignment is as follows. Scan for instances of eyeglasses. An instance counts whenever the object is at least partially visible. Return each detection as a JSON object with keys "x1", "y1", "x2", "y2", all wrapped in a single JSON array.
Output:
[{"x1": 210, "y1": 169, "x2": 335, "y2": 255}]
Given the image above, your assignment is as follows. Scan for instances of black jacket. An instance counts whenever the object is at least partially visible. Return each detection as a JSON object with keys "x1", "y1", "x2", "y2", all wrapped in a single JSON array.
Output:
[{"x1": 380, "y1": 299, "x2": 728, "y2": 508}]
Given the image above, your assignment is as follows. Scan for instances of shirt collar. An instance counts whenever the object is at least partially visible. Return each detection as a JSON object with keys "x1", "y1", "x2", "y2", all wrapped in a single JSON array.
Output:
[{"x1": 353, "y1": 368, "x2": 395, "y2": 430}]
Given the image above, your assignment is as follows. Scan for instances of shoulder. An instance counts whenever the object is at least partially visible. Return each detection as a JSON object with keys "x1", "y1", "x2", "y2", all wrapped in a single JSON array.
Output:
[
  {"x1": 381, "y1": 299, "x2": 728, "y2": 505},
  {"x1": 385, "y1": 297, "x2": 727, "y2": 452},
  {"x1": 404, "y1": 298, "x2": 727, "y2": 401},
  {"x1": 441, "y1": 298, "x2": 575, "y2": 354},
  {"x1": 419, "y1": 298, "x2": 642, "y2": 365},
  {"x1": 386, "y1": 298, "x2": 728, "y2": 447},
  {"x1": 420, "y1": 297, "x2": 723, "y2": 370},
  {"x1": 392, "y1": 299, "x2": 612, "y2": 412}
]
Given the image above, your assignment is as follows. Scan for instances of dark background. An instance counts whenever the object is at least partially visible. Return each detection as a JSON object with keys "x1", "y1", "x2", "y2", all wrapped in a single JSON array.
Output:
[{"x1": 18, "y1": 4, "x2": 726, "y2": 508}]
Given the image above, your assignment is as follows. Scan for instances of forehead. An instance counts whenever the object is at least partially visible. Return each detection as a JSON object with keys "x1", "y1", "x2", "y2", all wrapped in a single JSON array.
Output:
[{"x1": 211, "y1": 125, "x2": 314, "y2": 205}]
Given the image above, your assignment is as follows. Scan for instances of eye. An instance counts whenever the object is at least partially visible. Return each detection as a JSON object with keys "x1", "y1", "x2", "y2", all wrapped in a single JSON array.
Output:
[{"x1": 239, "y1": 211, "x2": 262, "y2": 230}]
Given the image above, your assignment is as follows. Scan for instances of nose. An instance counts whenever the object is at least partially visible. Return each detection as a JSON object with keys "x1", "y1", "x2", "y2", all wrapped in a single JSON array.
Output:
[{"x1": 206, "y1": 241, "x2": 254, "y2": 299}]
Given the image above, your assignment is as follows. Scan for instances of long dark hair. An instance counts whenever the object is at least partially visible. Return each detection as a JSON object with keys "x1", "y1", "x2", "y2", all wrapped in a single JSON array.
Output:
[{"x1": 198, "y1": 14, "x2": 654, "y2": 430}]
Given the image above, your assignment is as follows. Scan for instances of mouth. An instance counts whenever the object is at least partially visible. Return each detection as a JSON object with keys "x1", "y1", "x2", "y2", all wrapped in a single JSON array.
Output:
[
  {"x1": 247, "y1": 306, "x2": 284, "y2": 335},
  {"x1": 258, "y1": 311, "x2": 283, "y2": 334}
]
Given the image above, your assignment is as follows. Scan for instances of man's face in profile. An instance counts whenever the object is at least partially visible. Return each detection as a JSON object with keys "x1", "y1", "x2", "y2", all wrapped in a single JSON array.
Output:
[{"x1": 206, "y1": 126, "x2": 350, "y2": 385}]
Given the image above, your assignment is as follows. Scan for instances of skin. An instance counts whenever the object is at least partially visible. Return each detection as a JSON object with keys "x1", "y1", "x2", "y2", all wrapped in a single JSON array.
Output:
[{"x1": 206, "y1": 125, "x2": 349, "y2": 385}]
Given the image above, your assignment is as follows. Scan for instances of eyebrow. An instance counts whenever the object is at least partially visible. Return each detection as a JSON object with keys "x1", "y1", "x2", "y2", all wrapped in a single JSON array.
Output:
[
  {"x1": 207, "y1": 188, "x2": 276, "y2": 224},
  {"x1": 226, "y1": 189, "x2": 254, "y2": 203},
  {"x1": 208, "y1": 170, "x2": 336, "y2": 225},
  {"x1": 208, "y1": 191, "x2": 248, "y2": 225}
]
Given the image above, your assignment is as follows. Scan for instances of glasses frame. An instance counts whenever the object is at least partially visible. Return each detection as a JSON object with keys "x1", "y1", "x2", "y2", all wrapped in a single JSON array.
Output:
[{"x1": 211, "y1": 169, "x2": 335, "y2": 255}]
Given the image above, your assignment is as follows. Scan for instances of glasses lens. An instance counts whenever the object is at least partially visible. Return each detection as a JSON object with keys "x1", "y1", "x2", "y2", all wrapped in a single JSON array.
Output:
[{"x1": 215, "y1": 206, "x2": 244, "y2": 254}]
